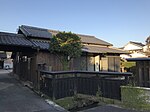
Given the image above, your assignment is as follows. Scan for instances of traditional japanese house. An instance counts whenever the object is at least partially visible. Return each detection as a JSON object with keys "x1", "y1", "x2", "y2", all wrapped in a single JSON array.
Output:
[
  {"x1": 120, "y1": 41, "x2": 146, "y2": 58},
  {"x1": 18, "y1": 25, "x2": 126, "y2": 71},
  {"x1": 0, "y1": 25, "x2": 127, "y2": 87}
]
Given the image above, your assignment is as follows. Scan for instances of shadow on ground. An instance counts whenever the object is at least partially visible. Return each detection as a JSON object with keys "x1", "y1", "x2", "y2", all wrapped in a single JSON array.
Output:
[{"x1": 0, "y1": 70, "x2": 66, "y2": 112}]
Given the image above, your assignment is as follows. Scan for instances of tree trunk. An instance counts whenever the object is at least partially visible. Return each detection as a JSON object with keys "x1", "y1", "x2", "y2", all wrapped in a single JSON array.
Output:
[{"x1": 62, "y1": 60, "x2": 69, "y2": 71}]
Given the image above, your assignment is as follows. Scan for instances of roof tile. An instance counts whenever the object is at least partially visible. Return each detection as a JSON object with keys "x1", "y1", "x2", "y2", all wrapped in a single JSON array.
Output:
[
  {"x1": 19, "y1": 25, "x2": 112, "y2": 46},
  {"x1": 82, "y1": 45, "x2": 128, "y2": 54},
  {"x1": 19, "y1": 25, "x2": 52, "y2": 39},
  {"x1": 31, "y1": 40, "x2": 50, "y2": 50},
  {"x1": 0, "y1": 32, "x2": 34, "y2": 47}
]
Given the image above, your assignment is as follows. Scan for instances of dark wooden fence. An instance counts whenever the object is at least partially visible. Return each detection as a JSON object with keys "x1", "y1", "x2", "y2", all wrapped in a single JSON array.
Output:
[{"x1": 39, "y1": 70, "x2": 132, "y2": 100}]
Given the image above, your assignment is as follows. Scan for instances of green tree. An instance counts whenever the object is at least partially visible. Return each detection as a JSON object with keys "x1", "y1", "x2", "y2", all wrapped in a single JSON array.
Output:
[{"x1": 49, "y1": 32, "x2": 83, "y2": 70}]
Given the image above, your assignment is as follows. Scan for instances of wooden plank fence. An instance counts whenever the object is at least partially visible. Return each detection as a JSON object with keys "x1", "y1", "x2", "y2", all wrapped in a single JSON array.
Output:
[{"x1": 39, "y1": 70, "x2": 132, "y2": 100}]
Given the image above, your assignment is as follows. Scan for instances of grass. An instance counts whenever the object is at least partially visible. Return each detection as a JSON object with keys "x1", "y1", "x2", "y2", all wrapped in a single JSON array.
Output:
[
  {"x1": 55, "y1": 96, "x2": 75, "y2": 110},
  {"x1": 54, "y1": 94, "x2": 123, "y2": 111},
  {"x1": 50, "y1": 93, "x2": 149, "y2": 111},
  {"x1": 121, "y1": 86, "x2": 150, "y2": 111},
  {"x1": 54, "y1": 94, "x2": 103, "y2": 110},
  {"x1": 121, "y1": 61, "x2": 136, "y2": 68}
]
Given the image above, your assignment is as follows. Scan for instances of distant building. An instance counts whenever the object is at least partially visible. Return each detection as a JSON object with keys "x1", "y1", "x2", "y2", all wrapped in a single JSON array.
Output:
[
  {"x1": 143, "y1": 36, "x2": 150, "y2": 57},
  {"x1": 0, "y1": 51, "x2": 7, "y2": 69},
  {"x1": 120, "y1": 41, "x2": 147, "y2": 59},
  {"x1": 125, "y1": 38, "x2": 150, "y2": 88},
  {"x1": 3, "y1": 52, "x2": 13, "y2": 69},
  {"x1": 0, "y1": 51, "x2": 13, "y2": 69}
]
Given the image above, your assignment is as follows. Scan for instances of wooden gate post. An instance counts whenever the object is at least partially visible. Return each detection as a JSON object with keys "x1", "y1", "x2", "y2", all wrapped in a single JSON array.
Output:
[
  {"x1": 74, "y1": 73, "x2": 77, "y2": 95},
  {"x1": 125, "y1": 76, "x2": 129, "y2": 85},
  {"x1": 97, "y1": 74, "x2": 101, "y2": 97},
  {"x1": 52, "y1": 75, "x2": 56, "y2": 100},
  {"x1": 37, "y1": 69, "x2": 40, "y2": 91}
]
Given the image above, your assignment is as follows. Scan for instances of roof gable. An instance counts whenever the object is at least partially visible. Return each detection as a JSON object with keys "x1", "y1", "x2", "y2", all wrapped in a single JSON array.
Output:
[
  {"x1": 123, "y1": 41, "x2": 145, "y2": 50},
  {"x1": 129, "y1": 41, "x2": 145, "y2": 47},
  {"x1": 19, "y1": 25, "x2": 112, "y2": 46},
  {"x1": 19, "y1": 25, "x2": 52, "y2": 39}
]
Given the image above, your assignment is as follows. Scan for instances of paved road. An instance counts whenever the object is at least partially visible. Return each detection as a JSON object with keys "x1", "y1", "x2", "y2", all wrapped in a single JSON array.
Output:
[{"x1": 0, "y1": 70, "x2": 66, "y2": 112}]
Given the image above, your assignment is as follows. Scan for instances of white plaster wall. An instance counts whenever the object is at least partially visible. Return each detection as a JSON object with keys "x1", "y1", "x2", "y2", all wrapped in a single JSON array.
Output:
[
  {"x1": 130, "y1": 52, "x2": 147, "y2": 58},
  {"x1": 120, "y1": 54, "x2": 131, "y2": 59},
  {"x1": 124, "y1": 43, "x2": 142, "y2": 50},
  {"x1": 143, "y1": 45, "x2": 147, "y2": 52}
]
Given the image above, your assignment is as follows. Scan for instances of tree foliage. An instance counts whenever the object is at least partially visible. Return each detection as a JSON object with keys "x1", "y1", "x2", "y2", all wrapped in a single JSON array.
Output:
[{"x1": 49, "y1": 32, "x2": 83, "y2": 70}]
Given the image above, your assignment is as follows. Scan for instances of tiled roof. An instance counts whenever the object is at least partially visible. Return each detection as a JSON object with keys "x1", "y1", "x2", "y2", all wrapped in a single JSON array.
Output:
[
  {"x1": 19, "y1": 25, "x2": 52, "y2": 39},
  {"x1": 82, "y1": 45, "x2": 128, "y2": 54},
  {"x1": 129, "y1": 41, "x2": 145, "y2": 47},
  {"x1": 0, "y1": 32, "x2": 51, "y2": 51},
  {"x1": 19, "y1": 25, "x2": 112, "y2": 46},
  {"x1": 79, "y1": 34, "x2": 112, "y2": 46},
  {"x1": 0, "y1": 32, "x2": 35, "y2": 47},
  {"x1": 127, "y1": 58, "x2": 150, "y2": 61},
  {"x1": 48, "y1": 29, "x2": 113, "y2": 46},
  {"x1": 31, "y1": 40, "x2": 50, "y2": 50},
  {"x1": 0, "y1": 31, "x2": 126, "y2": 54}
]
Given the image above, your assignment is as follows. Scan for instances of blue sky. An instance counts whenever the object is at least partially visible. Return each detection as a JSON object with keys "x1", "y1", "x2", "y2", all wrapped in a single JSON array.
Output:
[{"x1": 0, "y1": 0, "x2": 150, "y2": 47}]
